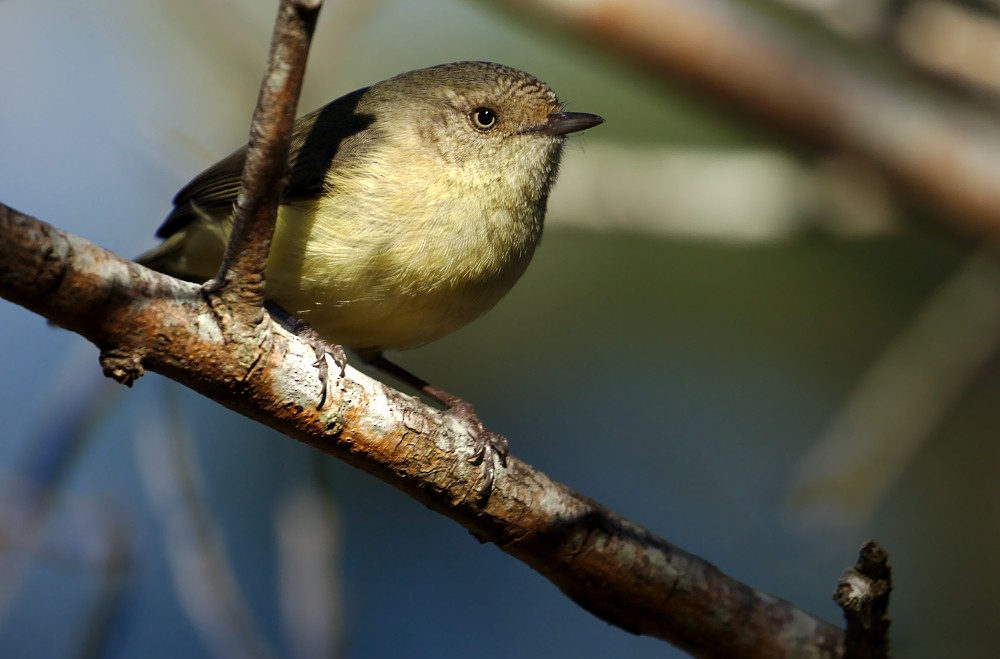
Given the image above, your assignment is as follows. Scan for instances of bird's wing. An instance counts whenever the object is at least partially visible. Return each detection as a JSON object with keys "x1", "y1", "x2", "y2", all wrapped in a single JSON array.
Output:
[{"x1": 156, "y1": 87, "x2": 375, "y2": 239}]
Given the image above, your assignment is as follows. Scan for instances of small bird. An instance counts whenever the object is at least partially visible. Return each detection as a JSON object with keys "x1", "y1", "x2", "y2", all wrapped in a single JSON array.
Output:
[{"x1": 138, "y1": 61, "x2": 603, "y2": 496}]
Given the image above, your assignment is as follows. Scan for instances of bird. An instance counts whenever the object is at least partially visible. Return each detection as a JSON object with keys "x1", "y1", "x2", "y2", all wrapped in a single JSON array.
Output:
[{"x1": 138, "y1": 61, "x2": 604, "y2": 497}]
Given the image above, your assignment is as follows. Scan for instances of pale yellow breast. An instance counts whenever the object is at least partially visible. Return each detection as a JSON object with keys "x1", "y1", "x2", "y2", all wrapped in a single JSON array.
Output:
[{"x1": 264, "y1": 144, "x2": 543, "y2": 351}]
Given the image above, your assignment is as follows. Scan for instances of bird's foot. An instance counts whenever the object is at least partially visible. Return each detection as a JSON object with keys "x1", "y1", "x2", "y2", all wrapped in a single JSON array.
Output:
[
  {"x1": 358, "y1": 353, "x2": 510, "y2": 502},
  {"x1": 445, "y1": 399, "x2": 509, "y2": 501},
  {"x1": 266, "y1": 302, "x2": 346, "y2": 409},
  {"x1": 295, "y1": 322, "x2": 346, "y2": 410}
]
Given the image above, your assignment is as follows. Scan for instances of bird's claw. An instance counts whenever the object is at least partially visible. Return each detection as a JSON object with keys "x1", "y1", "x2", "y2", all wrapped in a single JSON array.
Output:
[
  {"x1": 447, "y1": 400, "x2": 509, "y2": 501},
  {"x1": 286, "y1": 313, "x2": 346, "y2": 409},
  {"x1": 309, "y1": 341, "x2": 346, "y2": 409}
]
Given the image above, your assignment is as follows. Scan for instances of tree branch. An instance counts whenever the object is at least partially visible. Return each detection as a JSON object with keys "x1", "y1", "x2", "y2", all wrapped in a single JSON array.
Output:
[
  {"x1": 0, "y1": 1, "x2": 859, "y2": 654},
  {"x1": 0, "y1": 202, "x2": 845, "y2": 658}
]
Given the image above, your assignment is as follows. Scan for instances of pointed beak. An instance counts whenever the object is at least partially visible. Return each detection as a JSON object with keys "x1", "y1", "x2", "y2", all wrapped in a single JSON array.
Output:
[{"x1": 524, "y1": 112, "x2": 604, "y2": 136}]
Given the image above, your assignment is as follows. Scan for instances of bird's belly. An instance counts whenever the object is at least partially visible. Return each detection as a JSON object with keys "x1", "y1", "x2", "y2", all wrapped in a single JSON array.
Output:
[
  {"x1": 278, "y1": 280, "x2": 512, "y2": 351},
  {"x1": 265, "y1": 206, "x2": 536, "y2": 351}
]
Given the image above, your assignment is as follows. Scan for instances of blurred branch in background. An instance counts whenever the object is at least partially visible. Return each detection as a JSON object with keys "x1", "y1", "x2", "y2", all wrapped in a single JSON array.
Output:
[
  {"x1": 491, "y1": 0, "x2": 1000, "y2": 235},
  {"x1": 1, "y1": 497, "x2": 136, "y2": 659},
  {"x1": 276, "y1": 484, "x2": 344, "y2": 659},
  {"x1": 768, "y1": 0, "x2": 892, "y2": 37},
  {"x1": 0, "y1": 348, "x2": 134, "y2": 656},
  {"x1": 787, "y1": 247, "x2": 1000, "y2": 525},
  {"x1": 772, "y1": 0, "x2": 1000, "y2": 102},
  {"x1": 0, "y1": 352, "x2": 123, "y2": 622},
  {"x1": 134, "y1": 392, "x2": 276, "y2": 659},
  {"x1": 56, "y1": 498, "x2": 134, "y2": 659},
  {"x1": 896, "y1": 1, "x2": 1000, "y2": 98},
  {"x1": 142, "y1": 0, "x2": 381, "y2": 184},
  {"x1": 550, "y1": 144, "x2": 896, "y2": 239}
]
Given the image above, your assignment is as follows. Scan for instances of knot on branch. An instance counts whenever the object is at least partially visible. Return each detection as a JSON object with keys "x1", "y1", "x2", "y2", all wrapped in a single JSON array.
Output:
[
  {"x1": 100, "y1": 346, "x2": 146, "y2": 386},
  {"x1": 201, "y1": 279, "x2": 270, "y2": 348}
]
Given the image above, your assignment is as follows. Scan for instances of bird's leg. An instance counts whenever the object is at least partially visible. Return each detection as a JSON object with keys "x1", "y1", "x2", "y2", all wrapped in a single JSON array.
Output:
[
  {"x1": 265, "y1": 302, "x2": 346, "y2": 409},
  {"x1": 364, "y1": 353, "x2": 509, "y2": 500}
]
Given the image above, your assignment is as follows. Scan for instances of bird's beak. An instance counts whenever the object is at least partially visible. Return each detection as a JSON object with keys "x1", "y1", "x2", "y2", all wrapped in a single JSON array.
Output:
[{"x1": 524, "y1": 112, "x2": 604, "y2": 136}]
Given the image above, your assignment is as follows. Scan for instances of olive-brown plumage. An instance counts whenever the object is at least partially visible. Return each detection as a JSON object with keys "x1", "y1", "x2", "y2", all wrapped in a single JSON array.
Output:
[{"x1": 139, "y1": 61, "x2": 602, "y2": 353}]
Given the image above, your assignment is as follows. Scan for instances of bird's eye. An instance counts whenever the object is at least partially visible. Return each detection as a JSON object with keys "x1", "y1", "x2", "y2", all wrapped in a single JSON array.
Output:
[{"x1": 470, "y1": 107, "x2": 497, "y2": 131}]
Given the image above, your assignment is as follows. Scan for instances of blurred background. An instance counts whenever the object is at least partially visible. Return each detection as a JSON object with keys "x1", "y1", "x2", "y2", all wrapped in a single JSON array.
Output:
[{"x1": 2, "y1": 0, "x2": 1000, "y2": 656}]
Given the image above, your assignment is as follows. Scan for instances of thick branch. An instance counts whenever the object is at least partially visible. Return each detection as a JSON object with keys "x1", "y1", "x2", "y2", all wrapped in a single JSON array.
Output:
[
  {"x1": 0, "y1": 203, "x2": 845, "y2": 658},
  {"x1": 495, "y1": 0, "x2": 1000, "y2": 236},
  {"x1": 213, "y1": 0, "x2": 321, "y2": 315}
]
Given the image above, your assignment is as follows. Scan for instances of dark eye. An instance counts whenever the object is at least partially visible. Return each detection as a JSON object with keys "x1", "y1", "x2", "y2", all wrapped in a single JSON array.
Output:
[{"x1": 470, "y1": 107, "x2": 497, "y2": 131}]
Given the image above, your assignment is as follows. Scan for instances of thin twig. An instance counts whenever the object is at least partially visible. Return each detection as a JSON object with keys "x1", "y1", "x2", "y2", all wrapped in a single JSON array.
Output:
[
  {"x1": 834, "y1": 540, "x2": 893, "y2": 658},
  {"x1": 211, "y1": 0, "x2": 322, "y2": 316}
]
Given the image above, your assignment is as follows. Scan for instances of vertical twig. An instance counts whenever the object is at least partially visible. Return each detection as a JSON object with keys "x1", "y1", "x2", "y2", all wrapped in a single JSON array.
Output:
[
  {"x1": 210, "y1": 0, "x2": 323, "y2": 318},
  {"x1": 835, "y1": 540, "x2": 893, "y2": 658}
]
